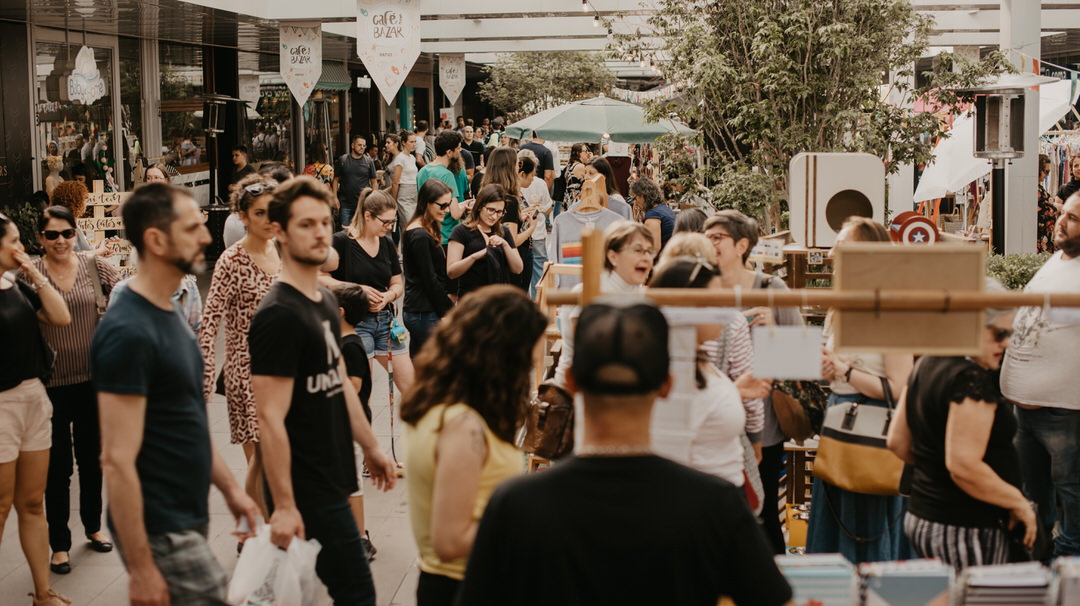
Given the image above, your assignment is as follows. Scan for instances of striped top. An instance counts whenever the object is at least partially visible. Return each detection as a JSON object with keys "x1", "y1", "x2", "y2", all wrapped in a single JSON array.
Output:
[{"x1": 30, "y1": 254, "x2": 120, "y2": 387}]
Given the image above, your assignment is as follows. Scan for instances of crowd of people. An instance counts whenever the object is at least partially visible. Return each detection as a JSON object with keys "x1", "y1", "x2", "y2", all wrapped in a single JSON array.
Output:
[{"x1": 1, "y1": 111, "x2": 1080, "y2": 606}]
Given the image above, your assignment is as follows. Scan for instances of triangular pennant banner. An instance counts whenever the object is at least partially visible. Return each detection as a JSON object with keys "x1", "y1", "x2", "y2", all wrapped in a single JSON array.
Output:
[
  {"x1": 356, "y1": 0, "x2": 422, "y2": 105},
  {"x1": 439, "y1": 54, "x2": 465, "y2": 106},
  {"x1": 279, "y1": 22, "x2": 322, "y2": 108}
]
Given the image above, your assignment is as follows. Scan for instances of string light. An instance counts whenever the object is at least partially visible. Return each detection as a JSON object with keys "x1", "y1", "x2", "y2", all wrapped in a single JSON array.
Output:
[
  {"x1": 593, "y1": 14, "x2": 600, "y2": 27},
  {"x1": 581, "y1": 0, "x2": 588, "y2": 11}
]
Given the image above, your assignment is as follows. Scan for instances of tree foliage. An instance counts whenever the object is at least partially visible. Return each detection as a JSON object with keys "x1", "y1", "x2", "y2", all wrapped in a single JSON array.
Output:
[
  {"x1": 614, "y1": 0, "x2": 1012, "y2": 227},
  {"x1": 477, "y1": 52, "x2": 616, "y2": 122}
]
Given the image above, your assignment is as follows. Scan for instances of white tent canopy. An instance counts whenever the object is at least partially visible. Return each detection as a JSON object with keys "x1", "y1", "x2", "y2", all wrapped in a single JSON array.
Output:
[{"x1": 913, "y1": 78, "x2": 1080, "y2": 203}]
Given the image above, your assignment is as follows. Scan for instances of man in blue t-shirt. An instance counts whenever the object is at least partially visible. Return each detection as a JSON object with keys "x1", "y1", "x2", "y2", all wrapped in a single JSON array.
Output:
[
  {"x1": 417, "y1": 130, "x2": 467, "y2": 244},
  {"x1": 92, "y1": 184, "x2": 258, "y2": 605}
]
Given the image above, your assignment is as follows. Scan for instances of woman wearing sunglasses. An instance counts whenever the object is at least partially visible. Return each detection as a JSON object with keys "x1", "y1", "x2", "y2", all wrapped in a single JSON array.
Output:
[
  {"x1": 402, "y1": 179, "x2": 455, "y2": 357},
  {"x1": 446, "y1": 184, "x2": 523, "y2": 298},
  {"x1": 323, "y1": 187, "x2": 416, "y2": 394},
  {"x1": 25, "y1": 205, "x2": 120, "y2": 577},
  {"x1": 198, "y1": 173, "x2": 280, "y2": 517},
  {"x1": 0, "y1": 210, "x2": 72, "y2": 606},
  {"x1": 887, "y1": 279, "x2": 1037, "y2": 571}
]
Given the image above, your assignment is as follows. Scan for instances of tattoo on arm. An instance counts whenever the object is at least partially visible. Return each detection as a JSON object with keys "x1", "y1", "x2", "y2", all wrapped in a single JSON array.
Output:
[{"x1": 466, "y1": 414, "x2": 487, "y2": 459}]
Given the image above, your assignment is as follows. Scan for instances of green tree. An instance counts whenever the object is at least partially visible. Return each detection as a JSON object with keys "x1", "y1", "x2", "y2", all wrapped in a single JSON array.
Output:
[
  {"x1": 478, "y1": 52, "x2": 616, "y2": 122},
  {"x1": 614, "y1": 0, "x2": 1012, "y2": 228}
]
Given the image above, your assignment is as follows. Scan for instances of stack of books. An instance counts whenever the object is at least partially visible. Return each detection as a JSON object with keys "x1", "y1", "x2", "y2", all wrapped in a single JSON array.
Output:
[
  {"x1": 858, "y1": 559, "x2": 953, "y2": 606},
  {"x1": 957, "y1": 562, "x2": 1055, "y2": 605},
  {"x1": 775, "y1": 554, "x2": 858, "y2": 606},
  {"x1": 1056, "y1": 556, "x2": 1080, "y2": 606}
]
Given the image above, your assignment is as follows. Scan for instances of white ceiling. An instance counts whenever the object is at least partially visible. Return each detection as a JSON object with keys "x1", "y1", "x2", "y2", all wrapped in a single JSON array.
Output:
[{"x1": 186, "y1": 0, "x2": 1080, "y2": 77}]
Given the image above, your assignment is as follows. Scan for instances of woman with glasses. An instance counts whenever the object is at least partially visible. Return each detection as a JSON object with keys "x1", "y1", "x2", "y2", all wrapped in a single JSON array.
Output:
[
  {"x1": 403, "y1": 179, "x2": 455, "y2": 357},
  {"x1": 887, "y1": 280, "x2": 1037, "y2": 570},
  {"x1": 24, "y1": 206, "x2": 119, "y2": 576},
  {"x1": 324, "y1": 187, "x2": 416, "y2": 394},
  {"x1": 479, "y1": 147, "x2": 535, "y2": 291},
  {"x1": 551, "y1": 221, "x2": 656, "y2": 388},
  {"x1": 199, "y1": 174, "x2": 281, "y2": 517},
  {"x1": 0, "y1": 211, "x2": 72, "y2": 606},
  {"x1": 808, "y1": 216, "x2": 914, "y2": 564},
  {"x1": 446, "y1": 184, "x2": 523, "y2": 298}
]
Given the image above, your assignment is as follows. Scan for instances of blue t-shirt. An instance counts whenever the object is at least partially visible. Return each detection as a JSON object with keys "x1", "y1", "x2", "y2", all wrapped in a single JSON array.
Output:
[
  {"x1": 644, "y1": 203, "x2": 676, "y2": 251},
  {"x1": 91, "y1": 286, "x2": 211, "y2": 536}
]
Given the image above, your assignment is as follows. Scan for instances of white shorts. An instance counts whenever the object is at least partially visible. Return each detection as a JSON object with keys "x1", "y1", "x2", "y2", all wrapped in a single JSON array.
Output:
[
  {"x1": 350, "y1": 443, "x2": 364, "y2": 497},
  {"x1": 0, "y1": 379, "x2": 53, "y2": 462}
]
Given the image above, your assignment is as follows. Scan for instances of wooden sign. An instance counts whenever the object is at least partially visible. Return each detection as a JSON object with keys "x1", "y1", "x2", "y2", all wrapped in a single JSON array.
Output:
[
  {"x1": 833, "y1": 243, "x2": 986, "y2": 355},
  {"x1": 84, "y1": 180, "x2": 135, "y2": 277}
]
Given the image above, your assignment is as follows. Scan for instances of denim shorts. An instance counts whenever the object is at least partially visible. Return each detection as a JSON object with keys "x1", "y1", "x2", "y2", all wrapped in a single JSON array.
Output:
[{"x1": 355, "y1": 308, "x2": 409, "y2": 357}]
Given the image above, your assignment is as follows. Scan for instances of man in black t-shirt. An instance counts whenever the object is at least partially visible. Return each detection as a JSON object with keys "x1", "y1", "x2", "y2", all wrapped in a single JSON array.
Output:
[
  {"x1": 519, "y1": 132, "x2": 556, "y2": 193},
  {"x1": 462, "y1": 125, "x2": 485, "y2": 167},
  {"x1": 456, "y1": 297, "x2": 793, "y2": 606},
  {"x1": 250, "y1": 176, "x2": 395, "y2": 605},
  {"x1": 93, "y1": 184, "x2": 258, "y2": 605}
]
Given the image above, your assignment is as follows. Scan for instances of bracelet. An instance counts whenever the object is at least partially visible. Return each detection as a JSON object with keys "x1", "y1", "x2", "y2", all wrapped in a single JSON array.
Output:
[
  {"x1": 31, "y1": 280, "x2": 48, "y2": 292},
  {"x1": 844, "y1": 365, "x2": 855, "y2": 382}
]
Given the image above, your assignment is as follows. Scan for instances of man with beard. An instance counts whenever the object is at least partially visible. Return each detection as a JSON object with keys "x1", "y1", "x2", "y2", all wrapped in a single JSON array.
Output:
[
  {"x1": 250, "y1": 176, "x2": 397, "y2": 605},
  {"x1": 1001, "y1": 192, "x2": 1080, "y2": 557},
  {"x1": 92, "y1": 183, "x2": 259, "y2": 604}
]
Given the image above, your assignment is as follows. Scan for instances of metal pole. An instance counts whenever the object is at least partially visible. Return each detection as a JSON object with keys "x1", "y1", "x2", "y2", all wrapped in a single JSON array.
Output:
[{"x1": 992, "y1": 159, "x2": 1006, "y2": 253}]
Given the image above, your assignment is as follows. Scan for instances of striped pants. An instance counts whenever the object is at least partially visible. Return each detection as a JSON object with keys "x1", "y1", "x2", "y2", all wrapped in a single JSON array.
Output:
[{"x1": 904, "y1": 512, "x2": 1008, "y2": 571}]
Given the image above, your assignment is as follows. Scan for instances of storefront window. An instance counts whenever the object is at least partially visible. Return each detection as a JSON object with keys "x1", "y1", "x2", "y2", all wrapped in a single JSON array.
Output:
[
  {"x1": 159, "y1": 42, "x2": 206, "y2": 172},
  {"x1": 240, "y1": 51, "x2": 291, "y2": 166},
  {"x1": 118, "y1": 37, "x2": 143, "y2": 186},
  {"x1": 35, "y1": 40, "x2": 118, "y2": 192}
]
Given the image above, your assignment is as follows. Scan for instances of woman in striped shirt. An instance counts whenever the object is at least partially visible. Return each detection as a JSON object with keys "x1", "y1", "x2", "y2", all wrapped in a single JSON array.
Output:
[{"x1": 27, "y1": 205, "x2": 120, "y2": 574}]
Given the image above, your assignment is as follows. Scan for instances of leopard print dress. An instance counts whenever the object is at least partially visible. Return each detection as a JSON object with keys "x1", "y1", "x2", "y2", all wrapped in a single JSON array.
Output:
[{"x1": 199, "y1": 242, "x2": 278, "y2": 444}]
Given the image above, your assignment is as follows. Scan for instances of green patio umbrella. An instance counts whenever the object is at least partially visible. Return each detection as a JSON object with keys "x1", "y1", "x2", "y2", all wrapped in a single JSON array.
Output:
[{"x1": 504, "y1": 94, "x2": 697, "y2": 143}]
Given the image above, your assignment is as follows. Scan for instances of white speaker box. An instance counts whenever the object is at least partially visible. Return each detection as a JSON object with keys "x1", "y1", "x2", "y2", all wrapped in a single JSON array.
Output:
[{"x1": 789, "y1": 152, "x2": 885, "y2": 248}]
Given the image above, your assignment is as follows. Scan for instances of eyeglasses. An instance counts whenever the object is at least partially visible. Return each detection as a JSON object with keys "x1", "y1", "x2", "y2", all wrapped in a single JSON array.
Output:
[
  {"x1": 434, "y1": 201, "x2": 452, "y2": 210},
  {"x1": 706, "y1": 232, "x2": 734, "y2": 245},
  {"x1": 990, "y1": 327, "x2": 1013, "y2": 343},
  {"x1": 623, "y1": 245, "x2": 656, "y2": 257},
  {"x1": 42, "y1": 229, "x2": 76, "y2": 240},
  {"x1": 483, "y1": 207, "x2": 506, "y2": 217},
  {"x1": 373, "y1": 216, "x2": 396, "y2": 228}
]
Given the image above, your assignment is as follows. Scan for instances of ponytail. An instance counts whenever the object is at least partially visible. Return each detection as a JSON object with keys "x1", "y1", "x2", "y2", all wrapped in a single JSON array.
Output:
[{"x1": 348, "y1": 187, "x2": 397, "y2": 238}]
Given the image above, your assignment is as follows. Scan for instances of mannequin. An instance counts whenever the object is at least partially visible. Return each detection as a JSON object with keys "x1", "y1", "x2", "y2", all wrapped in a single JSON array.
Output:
[{"x1": 45, "y1": 155, "x2": 64, "y2": 197}]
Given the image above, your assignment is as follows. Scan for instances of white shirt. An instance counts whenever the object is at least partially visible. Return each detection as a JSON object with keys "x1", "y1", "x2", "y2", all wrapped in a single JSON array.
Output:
[
  {"x1": 686, "y1": 366, "x2": 747, "y2": 486},
  {"x1": 520, "y1": 178, "x2": 553, "y2": 242},
  {"x1": 1001, "y1": 251, "x2": 1080, "y2": 409},
  {"x1": 415, "y1": 138, "x2": 427, "y2": 158},
  {"x1": 389, "y1": 152, "x2": 418, "y2": 186}
]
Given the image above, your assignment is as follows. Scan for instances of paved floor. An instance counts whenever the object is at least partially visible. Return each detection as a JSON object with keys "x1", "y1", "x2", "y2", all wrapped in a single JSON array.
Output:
[{"x1": 0, "y1": 359, "x2": 419, "y2": 606}]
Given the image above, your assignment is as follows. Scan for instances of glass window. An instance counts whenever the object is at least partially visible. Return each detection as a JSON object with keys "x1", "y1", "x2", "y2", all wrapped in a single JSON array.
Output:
[
  {"x1": 240, "y1": 51, "x2": 292, "y2": 167},
  {"x1": 35, "y1": 40, "x2": 118, "y2": 193},
  {"x1": 158, "y1": 42, "x2": 206, "y2": 172},
  {"x1": 118, "y1": 37, "x2": 143, "y2": 187}
]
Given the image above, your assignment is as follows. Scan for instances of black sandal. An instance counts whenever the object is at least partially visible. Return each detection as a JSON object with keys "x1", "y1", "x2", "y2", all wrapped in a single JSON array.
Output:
[{"x1": 87, "y1": 536, "x2": 113, "y2": 553}]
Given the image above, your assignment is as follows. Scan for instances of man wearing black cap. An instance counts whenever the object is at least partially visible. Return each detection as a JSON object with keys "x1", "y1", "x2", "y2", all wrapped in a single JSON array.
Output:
[{"x1": 455, "y1": 297, "x2": 793, "y2": 606}]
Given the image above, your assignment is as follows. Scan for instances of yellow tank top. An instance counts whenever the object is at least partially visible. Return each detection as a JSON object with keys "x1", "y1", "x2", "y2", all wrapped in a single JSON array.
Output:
[{"x1": 404, "y1": 403, "x2": 523, "y2": 580}]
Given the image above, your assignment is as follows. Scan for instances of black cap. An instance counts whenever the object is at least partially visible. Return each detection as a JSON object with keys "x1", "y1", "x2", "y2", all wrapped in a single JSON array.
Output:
[{"x1": 571, "y1": 296, "x2": 670, "y2": 395}]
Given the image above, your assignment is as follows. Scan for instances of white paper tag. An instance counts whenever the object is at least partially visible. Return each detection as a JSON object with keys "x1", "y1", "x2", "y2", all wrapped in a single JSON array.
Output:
[
  {"x1": 749, "y1": 239, "x2": 784, "y2": 263},
  {"x1": 752, "y1": 325, "x2": 823, "y2": 380}
]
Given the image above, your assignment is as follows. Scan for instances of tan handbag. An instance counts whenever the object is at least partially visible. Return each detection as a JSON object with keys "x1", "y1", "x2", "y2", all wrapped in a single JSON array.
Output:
[
  {"x1": 812, "y1": 376, "x2": 904, "y2": 496},
  {"x1": 520, "y1": 382, "x2": 574, "y2": 460}
]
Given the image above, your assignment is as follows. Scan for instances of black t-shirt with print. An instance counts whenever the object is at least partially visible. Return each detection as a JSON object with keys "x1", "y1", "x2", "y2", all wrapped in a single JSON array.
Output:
[
  {"x1": 0, "y1": 280, "x2": 45, "y2": 391},
  {"x1": 249, "y1": 283, "x2": 357, "y2": 507},
  {"x1": 330, "y1": 232, "x2": 401, "y2": 292}
]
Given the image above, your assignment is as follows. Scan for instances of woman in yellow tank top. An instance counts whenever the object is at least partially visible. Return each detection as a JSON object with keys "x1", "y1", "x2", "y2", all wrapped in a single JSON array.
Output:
[{"x1": 401, "y1": 285, "x2": 548, "y2": 606}]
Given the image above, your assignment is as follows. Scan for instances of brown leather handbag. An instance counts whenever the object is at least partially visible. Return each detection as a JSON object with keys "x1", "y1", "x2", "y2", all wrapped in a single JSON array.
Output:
[{"x1": 520, "y1": 382, "x2": 574, "y2": 460}]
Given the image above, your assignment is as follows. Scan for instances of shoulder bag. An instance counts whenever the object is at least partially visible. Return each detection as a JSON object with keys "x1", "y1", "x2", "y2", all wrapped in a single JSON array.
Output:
[
  {"x1": 520, "y1": 382, "x2": 574, "y2": 460},
  {"x1": 812, "y1": 375, "x2": 904, "y2": 496},
  {"x1": 86, "y1": 254, "x2": 108, "y2": 319}
]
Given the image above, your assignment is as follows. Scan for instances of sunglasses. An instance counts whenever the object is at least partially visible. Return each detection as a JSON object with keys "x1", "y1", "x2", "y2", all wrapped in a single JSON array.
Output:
[
  {"x1": 434, "y1": 201, "x2": 452, "y2": 210},
  {"x1": 990, "y1": 327, "x2": 1013, "y2": 343},
  {"x1": 243, "y1": 182, "x2": 276, "y2": 197},
  {"x1": 42, "y1": 229, "x2": 76, "y2": 240}
]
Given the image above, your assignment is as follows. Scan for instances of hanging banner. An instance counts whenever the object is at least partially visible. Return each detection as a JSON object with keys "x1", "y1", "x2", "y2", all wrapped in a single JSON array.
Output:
[
  {"x1": 280, "y1": 22, "x2": 322, "y2": 108},
  {"x1": 439, "y1": 53, "x2": 465, "y2": 106},
  {"x1": 356, "y1": 0, "x2": 422, "y2": 105}
]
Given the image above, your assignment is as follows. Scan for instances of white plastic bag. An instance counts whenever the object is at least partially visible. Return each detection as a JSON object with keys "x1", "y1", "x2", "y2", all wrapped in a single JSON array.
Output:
[{"x1": 228, "y1": 525, "x2": 322, "y2": 606}]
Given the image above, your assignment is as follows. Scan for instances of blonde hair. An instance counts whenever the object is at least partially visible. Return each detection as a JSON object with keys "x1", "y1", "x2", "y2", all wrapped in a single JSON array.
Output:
[
  {"x1": 347, "y1": 187, "x2": 397, "y2": 238},
  {"x1": 658, "y1": 232, "x2": 717, "y2": 266}
]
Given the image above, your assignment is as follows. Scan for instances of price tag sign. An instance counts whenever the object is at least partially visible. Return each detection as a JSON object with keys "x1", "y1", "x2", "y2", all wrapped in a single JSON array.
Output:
[
  {"x1": 752, "y1": 325, "x2": 823, "y2": 380},
  {"x1": 808, "y1": 250, "x2": 824, "y2": 265},
  {"x1": 749, "y1": 239, "x2": 784, "y2": 263}
]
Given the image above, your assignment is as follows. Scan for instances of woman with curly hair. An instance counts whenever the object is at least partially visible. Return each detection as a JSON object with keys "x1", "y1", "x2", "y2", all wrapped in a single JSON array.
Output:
[
  {"x1": 50, "y1": 181, "x2": 94, "y2": 253},
  {"x1": 402, "y1": 285, "x2": 547, "y2": 606}
]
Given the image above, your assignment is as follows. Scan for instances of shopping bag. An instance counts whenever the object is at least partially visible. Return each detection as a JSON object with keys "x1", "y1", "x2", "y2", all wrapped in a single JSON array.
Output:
[{"x1": 228, "y1": 525, "x2": 322, "y2": 606}]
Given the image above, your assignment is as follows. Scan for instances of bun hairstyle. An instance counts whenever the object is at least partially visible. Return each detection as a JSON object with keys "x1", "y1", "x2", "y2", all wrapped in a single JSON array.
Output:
[{"x1": 348, "y1": 187, "x2": 397, "y2": 238}]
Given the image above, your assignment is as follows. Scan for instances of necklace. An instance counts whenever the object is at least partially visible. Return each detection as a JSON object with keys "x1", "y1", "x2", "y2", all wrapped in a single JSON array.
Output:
[{"x1": 576, "y1": 444, "x2": 653, "y2": 457}]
